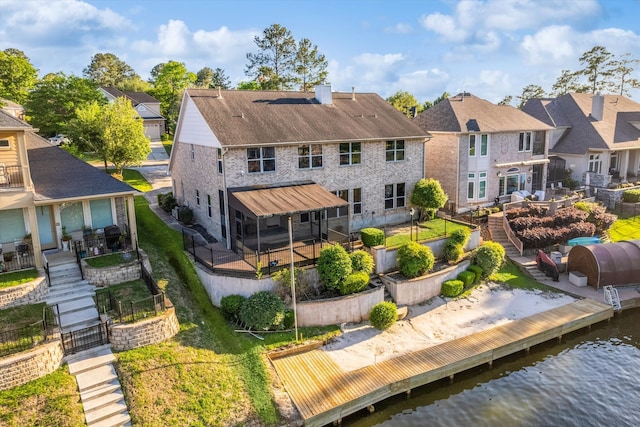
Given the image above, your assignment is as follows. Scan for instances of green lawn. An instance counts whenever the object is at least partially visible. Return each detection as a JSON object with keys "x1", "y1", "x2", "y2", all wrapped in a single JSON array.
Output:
[
  {"x1": 84, "y1": 252, "x2": 133, "y2": 268},
  {"x1": 0, "y1": 366, "x2": 84, "y2": 427},
  {"x1": 608, "y1": 215, "x2": 640, "y2": 242},
  {"x1": 108, "y1": 168, "x2": 153, "y2": 192},
  {"x1": 0, "y1": 302, "x2": 45, "y2": 332},
  {"x1": 162, "y1": 139, "x2": 172, "y2": 156},
  {"x1": 115, "y1": 196, "x2": 338, "y2": 426},
  {"x1": 385, "y1": 218, "x2": 472, "y2": 248},
  {"x1": 0, "y1": 268, "x2": 39, "y2": 289}
]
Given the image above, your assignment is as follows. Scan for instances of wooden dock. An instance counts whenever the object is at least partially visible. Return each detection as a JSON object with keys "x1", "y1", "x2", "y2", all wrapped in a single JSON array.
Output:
[{"x1": 269, "y1": 299, "x2": 613, "y2": 427}]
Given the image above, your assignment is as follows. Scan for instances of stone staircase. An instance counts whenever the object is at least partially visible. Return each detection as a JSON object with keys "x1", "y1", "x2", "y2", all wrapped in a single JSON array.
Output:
[{"x1": 45, "y1": 261, "x2": 131, "y2": 427}]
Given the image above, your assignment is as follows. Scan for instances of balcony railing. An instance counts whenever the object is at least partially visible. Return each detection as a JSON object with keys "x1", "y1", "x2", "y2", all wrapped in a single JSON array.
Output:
[{"x1": 0, "y1": 164, "x2": 25, "y2": 188}]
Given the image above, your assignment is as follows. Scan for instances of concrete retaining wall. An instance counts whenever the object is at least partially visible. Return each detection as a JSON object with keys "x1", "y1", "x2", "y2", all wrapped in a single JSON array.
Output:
[
  {"x1": 371, "y1": 227, "x2": 480, "y2": 274},
  {"x1": 109, "y1": 306, "x2": 179, "y2": 351},
  {"x1": 295, "y1": 285, "x2": 385, "y2": 327},
  {"x1": 0, "y1": 276, "x2": 48, "y2": 309},
  {"x1": 382, "y1": 260, "x2": 471, "y2": 306},
  {"x1": 0, "y1": 339, "x2": 64, "y2": 391},
  {"x1": 196, "y1": 265, "x2": 276, "y2": 306}
]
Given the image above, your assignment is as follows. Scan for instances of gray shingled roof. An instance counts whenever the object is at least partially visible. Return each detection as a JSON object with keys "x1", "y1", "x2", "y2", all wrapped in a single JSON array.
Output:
[
  {"x1": 413, "y1": 93, "x2": 552, "y2": 133},
  {"x1": 185, "y1": 89, "x2": 430, "y2": 146},
  {"x1": 522, "y1": 93, "x2": 640, "y2": 155},
  {"x1": 0, "y1": 109, "x2": 31, "y2": 128},
  {"x1": 101, "y1": 87, "x2": 160, "y2": 106},
  {"x1": 26, "y1": 134, "x2": 135, "y2": 201}
]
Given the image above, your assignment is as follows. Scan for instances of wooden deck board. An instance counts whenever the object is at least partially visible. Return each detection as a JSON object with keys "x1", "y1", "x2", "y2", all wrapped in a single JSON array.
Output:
[{"x1": 269, "y1": 299, "x2": 612, "y2": 427}]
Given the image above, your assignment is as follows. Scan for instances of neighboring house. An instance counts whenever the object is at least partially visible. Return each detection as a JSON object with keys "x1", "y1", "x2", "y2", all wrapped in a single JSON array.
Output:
[
  {"x1": 413, "y1": 93, "x2": 552, "y2": 213},
  {"x1": 0, "y1": 109, "x2": 138, "y2": 270},
  {"x1": 0, "y1": 99, "x2": 25, "y2": 120},
  {"x1": 522, "y1": 93, "x2": 640, "y2": 188},
  {"x1": 99, "y1": 87, "x2": 166, "y2": 141},
  {"x1": 168, "y1": 85, "x2": 429, "y2": 254}
]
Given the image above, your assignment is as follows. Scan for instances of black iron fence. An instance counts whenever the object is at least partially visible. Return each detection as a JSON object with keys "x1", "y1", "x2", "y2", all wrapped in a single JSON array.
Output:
[
  {"x1": 1, "y1": 244, "x2": 36, "y2": 273},
  {"x1": 0, "y1": 305, "x2": 58, "y2": 357},
  {"x1": 61, "y1": 322, "x2": 109, "y2": 355},
  {"x1": 0, "y1": 164, "x2": 25, "y2": 188}
]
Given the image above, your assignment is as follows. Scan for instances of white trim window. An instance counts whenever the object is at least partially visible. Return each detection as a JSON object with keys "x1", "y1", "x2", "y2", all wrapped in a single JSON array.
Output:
[
  {"x1": 217, "y1": 148, "x2": 223, "y2": 174},
  {"x1": 298, "y1": 144, "x2": 323, "y2": 169},
  {"x1": 519, "y1": 132, "x2": 532, "y2": 152},
  {"x1": 353, "y1": 188, "x2": 362, "y2": 215},
  {"x1": 480, "y1": 134, "x2": 488, "y2": 156},
  {"x1": 469, "y1": 135, "x2": 476, "y2": 157},
  {"x1": 334, "y1": 189, "x2": 349, "y2": 217},
  {"x1": 479, "y1": 172, "x2": 487, "y2": 199},
  {"x1": 385, "y1": 140, "x2": 405, "y2": 162},
  {"x1": 588, "y1": 153, "x2": 602, "y2": 174},
  {"x1": 498, "y1": 169, "x2": 526, "y2": 196},
  {"x1": 0, "y1": 139, "x2": 10, "y2": 149},
  {"x1": 339, "y1": 142, "x2": 361, "y2": 165},
  {"x1": 385, "y1": 183, "x2": 406, "y2": 209},
  {"x1": 467, "y1": 172, "x2": 476, "y2": 199},
  {"x1": 247, "y1": 147, "x2": 276, "y2": 173}
]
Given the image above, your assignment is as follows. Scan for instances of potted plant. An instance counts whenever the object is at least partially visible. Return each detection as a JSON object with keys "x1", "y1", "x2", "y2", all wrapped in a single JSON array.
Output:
[
  {"x1": 3, "y1": 251, "x2": 14, "y2": 262},
  {"x1": 23, "y1": 233, "x2": 32, "y2": 249},
  {"x1": 61, "y1": 226, "x2": 72, "y2": 251}
]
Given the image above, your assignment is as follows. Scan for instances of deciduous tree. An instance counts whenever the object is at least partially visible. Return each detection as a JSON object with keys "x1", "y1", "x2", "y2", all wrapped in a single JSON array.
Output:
[
  {"x1": 0, "y1": 48, "x2": 38, "y2": 104},
  {"x1": 410, "y1": 178, "x2": 448, "y2": 220},
  {"x1": 422, "y1": 91, "x2": 450, "y2": 111},
  {"x1": 148, "y1": 60, "x2": 196, "y2": 133},
  {"x1": 196, "y1": 67, "x2": 231, "y2": 89},
  {"x1": 386, "y1": 90, "x2": 422, "y2": 117}
]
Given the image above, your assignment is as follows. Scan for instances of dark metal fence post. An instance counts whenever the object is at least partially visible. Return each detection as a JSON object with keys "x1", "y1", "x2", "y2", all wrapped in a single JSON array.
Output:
[
  {"x1": 267, "y1": 249, "x2": 272, "y2": 275},
  {"x1": 130, "y1": 301, "x2": 135, "y2": 322}
]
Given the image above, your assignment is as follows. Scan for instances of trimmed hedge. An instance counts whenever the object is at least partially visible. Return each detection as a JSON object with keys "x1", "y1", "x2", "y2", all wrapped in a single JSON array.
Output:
[
  {"x1": 317, "y1": 244, "x2": 352, "y2": 291},
  {"x1": 475, "y1": 241, "x2": 505, "y2": 277},
  {"x1": 441, "y1": 279, "x2": 464, "y2": 297},
  {"x1": 220, "y1": 294, "x2": 246, "y2": 320},
  {"x1": 457, "y1": 270, "x2": 475, "y2": 287},
  {"x1": 239, "y1": 291, "x2": 286, "y2": 330},
  {"x1": 443, "y1": 240, "x2": 463, "y2": 263},
  {"x1": 622, "y1": 188, "x2": 640, "y2": 203},
  {"x1": 340, "y1": 271, "x2": 370, "y2": 295},
  {"x1": 360, "y1": 228, "x2": 385, "y2": 247},
  {"x1": 397, "y1": 241, "x2": 435, "y2": 279},
  {"x1": 448, "y1": 228, "x2": 471, "y2": 247},
  {"x1": 369, "y1": 301, "x2": 398, "y2": 330},
  {"x1": 467, "y1": 265, "x2": 483, "y2": 283},
  {"x1": 350, "y1": 249, "x2": 374, "y2": 274}
]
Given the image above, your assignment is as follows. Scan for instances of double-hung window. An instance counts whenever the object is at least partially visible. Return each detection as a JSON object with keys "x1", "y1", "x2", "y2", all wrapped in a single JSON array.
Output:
[
  {"x1": 353, "y1": 188, "x2": 362, "y2": 215},
  {"x1": 298, "y1": 144, "x2": 323, "y2": 169},
  {"x1": 334, "y1": 190, "x2": 349, "y2": 217},
  {"x1": 467, "y1": 173, "x2": 476, "y2": 199},
  {"x1": 385, "y1": 140, "x2": 405, "y2": 161},
  {"x1": 519, "y1": 132, "x2": 532, "y2": 152},
  {"x1": 588, "y1": 154, "x2": 602, "y2": 174},
  {"x1": 339, "y1": 142, "x2": 361, "y2": 165},
  {"x1": 247, "y1": 147, "x2": 275, "y2": 173},
  {"x1": 469, "y1": 135, "x2": 476, "y2": 157},
  {"x1": 468, "y1": 172, "x2": 488, "y2": 200},
  {"x1": 217, "y1": 149, "x2": 223, "y2": 174},
  {"x1": 470, "y1": 134, "x2": 488, "y2": 157},
  {"x1": 385, "y1": 183, "x2": 406, "y2": 209},
  {"x1": 480, "y1": 134, "x2": 488, "y2": 156}
]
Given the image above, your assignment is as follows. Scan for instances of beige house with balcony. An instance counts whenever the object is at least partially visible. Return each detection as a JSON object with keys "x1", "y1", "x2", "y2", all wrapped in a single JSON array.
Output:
[
  {"x1": 522, "y1": 93, "x2": 640, "y2": 189},
  {"x1": 168, "y1": 85, "x2": 430, "y2": 254},
  {"x1": 0, "y1": 110, "x2": 138, "y2": 271},
  {"x1": 413, "y1": 93, "x2": 552, "y2": 213}
]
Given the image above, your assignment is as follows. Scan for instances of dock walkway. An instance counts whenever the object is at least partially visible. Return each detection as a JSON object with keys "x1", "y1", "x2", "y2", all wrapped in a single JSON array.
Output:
[{"x1": 270, "y1": 299, "x2": 613, "y2": 427}]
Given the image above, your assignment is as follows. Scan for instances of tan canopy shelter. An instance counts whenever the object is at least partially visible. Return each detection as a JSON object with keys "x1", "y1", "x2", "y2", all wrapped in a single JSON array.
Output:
[{"x1": 567, "y1": 240, "x2": 640, "y2": 289}]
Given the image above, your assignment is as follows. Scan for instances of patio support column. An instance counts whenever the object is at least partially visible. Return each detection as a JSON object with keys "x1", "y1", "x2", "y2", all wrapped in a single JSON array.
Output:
[
  {"x1": 631, "y1": 149, "x2": 640, "y2": 178},
  {"x1": 126, "y1": 195, "x2": 138, "y2": 250},
  {"x1": 619, "y1": 150, "x2": 630, "y2": 182},
  {"x1": 26, "y1": 206, "x2": 43, "y2": 268},
  {"x1": 256, "y1": 217, "x2": 261, "y2": 255}
]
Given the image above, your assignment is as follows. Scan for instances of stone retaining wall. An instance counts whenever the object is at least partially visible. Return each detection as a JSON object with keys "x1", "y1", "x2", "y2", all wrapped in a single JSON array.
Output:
[
  {"x1": 0, "y1": 339, "x2": 64, "y2": 391},
  {"x1": 83, "y1": 251, "x2": 152, "y2": 287},
  {"x1": 0, "y1": 276, "x2": 48, "y2": 309},
  {"x1": 596, "y1": 185, "x2": 640, "y2": 209},
  {"x1": 109, "y1": 305, "x2": 179, "y2": 351}
]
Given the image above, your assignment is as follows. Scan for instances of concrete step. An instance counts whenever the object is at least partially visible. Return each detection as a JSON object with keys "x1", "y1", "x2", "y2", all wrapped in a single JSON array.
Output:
[
  {"x1": 88, "y1": 411, "x2": 131, "y2": 427},
  {"x1": 60, "y1": 307, "x2": 100, "y2": 331},
  {"x1": 79, "y1": 381, "x2": 121, "y2": 402},
  {"x1": 83, "y1": 389, "x2": 124, "y2": 413},
  {"x1": 46, "y1": 289, "x2": 96, "y2": 306},
  {"x1": 76, "y1": 364, "x2": 118, "y2": 392},
  {"x1": 57, "y1": 296, "x2": 97, "y2": 315},
  {"x1": 85, "y1": 400, "x2": 129, "y2": 425},
  {"x1": 67, "y1": 345, "x2": 114, "y2": 375}
]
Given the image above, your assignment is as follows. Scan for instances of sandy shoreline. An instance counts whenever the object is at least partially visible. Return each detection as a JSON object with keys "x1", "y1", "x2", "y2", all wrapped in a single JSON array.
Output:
[{"x1": 322, "y1": 282, "x2": 577, "y2": 372}]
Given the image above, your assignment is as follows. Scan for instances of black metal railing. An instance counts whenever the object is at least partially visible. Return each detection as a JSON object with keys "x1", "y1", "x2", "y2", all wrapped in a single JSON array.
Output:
[
  {"x1": 61, "y1": 322, "x2": 109, "y2": 355},
  {"x1": 0, "y1": 164, "x2": 25, "y2": 188},
  {"x1": 1, "y1": 244, "x2": 36, "y2": 273},
  {"x1": 0, "y1": 305, "x2": 58, "y2": 357}
]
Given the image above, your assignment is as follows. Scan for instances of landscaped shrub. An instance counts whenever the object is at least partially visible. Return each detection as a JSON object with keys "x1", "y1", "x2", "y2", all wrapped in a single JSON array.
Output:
[
  {"x1": 220, "y1": 294, "x2": 246, "y2": 320},
  {"x1": 443, "y1": 240, "x2": 463, "y2": 263},
  {"x1": 505, "y1": 207, "x2": 533, "y2": 220},
  {"x1": 441, "y1": 279, "x2": 464, "y2": 297},
  {"x1": 475, "y1": 241, "x2": 505, "y2": 277},
  {"x1": 623, "y1": 189, "x2": 640, "y2": 203},
  {"x1": 360, "y1": 228, "x2": 385, "y2": 247},
  {"x1": 397, "y1": 241, "x2": 435, "y2": 279},
  {"x1": 369, "y1": 301, "x2": 398, "y2": 330},
  {"x1": 457, "y1": 271, "x2": 475, "y2": 287},
  {"x1": 467, "y1": 265, "x2": 483, "y2": 283},
  {"x1": 553, "y1": 207, "x2": 588, "y2": 227},
  {"x1": 317, "y1": 244, "x2": 352, "y2": 291},
  {"x1": 448, "y1": 228, "x2": 471, "y2": 247},
  {"x1": 239, "y1": 291, "x2": 286, "y2": 330},
  {"x1": 339, "y1": 271, "x2": 370, "y2": 295},
  {"x1": 159, "y1": 192, "x2": 178, "y2": 212},
  {"x1": 177, "y1": 207, "x2": 193, "y2": 224},
  {"x1": 350, "y1": 249, "x2": 374, "y2": 274},
  {"x1": 283, "y1": 309, "x2": 295, "y2": 329}
]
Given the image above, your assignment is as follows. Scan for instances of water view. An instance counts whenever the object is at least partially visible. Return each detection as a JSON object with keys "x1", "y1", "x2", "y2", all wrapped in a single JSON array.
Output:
[{"x1": 344, "y1": 308, "x2": 639, "y2": 427}]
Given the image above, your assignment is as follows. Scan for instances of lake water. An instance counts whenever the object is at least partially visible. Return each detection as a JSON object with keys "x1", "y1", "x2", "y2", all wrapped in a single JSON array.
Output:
[{"x1": 344, "y1": 308, "x2": 640, "y2": 427}]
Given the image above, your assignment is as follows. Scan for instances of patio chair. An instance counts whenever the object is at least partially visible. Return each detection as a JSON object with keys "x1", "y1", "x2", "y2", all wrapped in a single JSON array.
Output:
[{"x1": 0, "y1": 163, "x2": 9, "y2": 186}]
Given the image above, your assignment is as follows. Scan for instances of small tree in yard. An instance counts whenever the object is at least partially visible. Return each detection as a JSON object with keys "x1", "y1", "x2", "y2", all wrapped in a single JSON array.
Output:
[
  {"x1": 317, "y1": 244, "x2": 352, "y2": 292},
  {"x1": 397, "y1": 241, "x2": 435, "y2": 278},
  {"x1": 411, "y1": 178, "x2": 448, "y2": 220},
  {"x1": 475, "y1": 241, "x2": 505, "y2": 277},
  {"x1": 239, "y1": 291, "x2": 286, "y2": 330}
]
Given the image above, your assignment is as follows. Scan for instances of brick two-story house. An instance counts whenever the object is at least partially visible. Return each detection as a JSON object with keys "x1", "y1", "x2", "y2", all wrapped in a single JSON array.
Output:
[
  {"x1": 414, "y1": 93, "x2": 552, "y2": 212},
  {"x1": 168, "y1": 85, "x2": 430, "y2": 254},
  {"x1": 0, "y1": 110, "x2": 138, "y2": 271}
]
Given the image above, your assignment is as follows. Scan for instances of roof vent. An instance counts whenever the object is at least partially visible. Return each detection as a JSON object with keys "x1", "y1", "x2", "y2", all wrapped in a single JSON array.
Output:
[
  {"x1": 352, "y1": 86, "x2": 356, "y2": 101},
  {"x1": 217, "y1": 87, "x2": 222, "y2": 98}
]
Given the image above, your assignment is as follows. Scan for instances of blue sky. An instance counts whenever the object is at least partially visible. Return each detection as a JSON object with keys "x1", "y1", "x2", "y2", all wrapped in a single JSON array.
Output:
[{"x1": 1, "y1": 0, "x2": 639, "y2": 103}]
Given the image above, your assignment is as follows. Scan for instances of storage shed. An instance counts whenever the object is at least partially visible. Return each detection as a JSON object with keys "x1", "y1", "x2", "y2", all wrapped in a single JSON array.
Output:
[{"x1": 567, "y1": 240, "x2": 640, "y2": 289}]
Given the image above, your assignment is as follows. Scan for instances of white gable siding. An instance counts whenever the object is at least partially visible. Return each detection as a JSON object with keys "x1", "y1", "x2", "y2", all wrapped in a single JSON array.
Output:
[{"x1": 177, "y1": 96, "x2": 221, "y2": 148}]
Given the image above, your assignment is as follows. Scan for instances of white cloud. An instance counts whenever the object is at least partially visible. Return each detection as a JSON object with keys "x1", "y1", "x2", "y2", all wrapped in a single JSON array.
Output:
[
  {"x1": 520, "y1": 25, "x2": 577, "y2": 65},
  {"x1": 384, "y1": 23, "x2": 413, "y2": 34}
]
